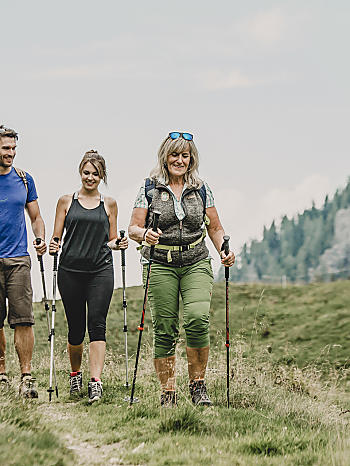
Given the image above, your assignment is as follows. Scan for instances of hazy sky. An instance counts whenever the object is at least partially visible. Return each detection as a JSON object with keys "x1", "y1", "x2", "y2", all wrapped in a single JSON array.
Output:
[{"x1": 1, "y1": 1, "x2": 349, "y2": 298}]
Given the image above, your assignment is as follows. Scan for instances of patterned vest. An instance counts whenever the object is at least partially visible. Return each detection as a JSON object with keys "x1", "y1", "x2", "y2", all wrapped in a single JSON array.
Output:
[{"x1": 141, "y1": 180, "x2": 209, "y2": 267}]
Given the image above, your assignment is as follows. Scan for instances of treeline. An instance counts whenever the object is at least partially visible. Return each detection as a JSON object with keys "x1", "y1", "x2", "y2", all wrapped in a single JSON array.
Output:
[{"x1": 220, "y1": 177, "x2": 350, "y2": 283}]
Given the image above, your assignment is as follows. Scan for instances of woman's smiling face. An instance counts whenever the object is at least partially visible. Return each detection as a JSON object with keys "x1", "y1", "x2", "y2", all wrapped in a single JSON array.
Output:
[
  {"x1": 80, "y1": 161, "x2": 101, "y2": 190},
  {"x1": 166, "y1": 143, "x2": 191, "y2": 180}
]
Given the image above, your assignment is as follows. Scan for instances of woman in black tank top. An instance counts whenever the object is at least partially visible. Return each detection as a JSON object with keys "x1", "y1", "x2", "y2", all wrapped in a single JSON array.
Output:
[{"x1": 49, "y1": 150, "x2": 128, "y2": 403}]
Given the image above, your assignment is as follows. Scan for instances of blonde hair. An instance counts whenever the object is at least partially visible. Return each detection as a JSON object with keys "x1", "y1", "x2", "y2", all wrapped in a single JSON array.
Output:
[
  {"x1": 150, "y1": 135, "x2": 201, "y2": 188},
  {"x1": 79, "y1": 150, "x2": 107, "y2": 184}
]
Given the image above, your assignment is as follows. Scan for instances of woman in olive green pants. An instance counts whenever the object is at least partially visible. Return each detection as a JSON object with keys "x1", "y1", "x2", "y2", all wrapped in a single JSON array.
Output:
[{"x1": 129, "y1": 132, "x2": 235, "y2": 407}]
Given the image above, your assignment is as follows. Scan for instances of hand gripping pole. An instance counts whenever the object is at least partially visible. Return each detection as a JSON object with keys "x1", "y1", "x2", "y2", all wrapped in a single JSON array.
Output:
[
  {"x1": 119, "y1": 230, "x2": 129, "y2": 389},
  {"x1": 48, "y1": 237, "x2": 60, "y2": 401},
  {"x1": 222, "y1": 235, "x2": 230, "y2": 408},
  {"x1": 129, "y1": 211, "x2": 161, "y2": 405}
]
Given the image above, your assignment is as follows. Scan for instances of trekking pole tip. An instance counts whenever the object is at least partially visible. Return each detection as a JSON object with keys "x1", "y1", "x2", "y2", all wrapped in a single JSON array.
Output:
[{"x1": 125, "y1": 396, "x2": 139, "y2": 404}]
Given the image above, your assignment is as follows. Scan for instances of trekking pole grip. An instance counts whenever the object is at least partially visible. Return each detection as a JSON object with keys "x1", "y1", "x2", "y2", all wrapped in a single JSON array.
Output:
[
  {"x1": 52, "y1": 237, "x2": 59, "y2": 271},
  {"x1": 152, "y1": 211, "x2": 161, "y2": 232},
  {"x1": 120, "y1": 230, "x2": 126, "y2": 266},
  {"x1": 223, "y1": 235, "x2": 230, "y2": 279},
  {"x1": 35, "y1": 238, "x2": 44, "y2": 270}
]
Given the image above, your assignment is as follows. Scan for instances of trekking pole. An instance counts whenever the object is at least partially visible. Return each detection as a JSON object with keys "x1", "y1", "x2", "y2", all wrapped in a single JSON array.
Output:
[
  {"x1": 222, "y1": 235, "x2": 230, "y2": 408},
  {"x1": 129, "y1": 211, "x2": 161, "y2": 405},
  {"x1": 35, "y1": 238, "x2": 58, "y2": 397},
  {"x1": 48, "y1": 237, "x2": 60, "y2": 401},
  {"x1": 119, "y1": 230, "x2": 129, "y2": 389}
]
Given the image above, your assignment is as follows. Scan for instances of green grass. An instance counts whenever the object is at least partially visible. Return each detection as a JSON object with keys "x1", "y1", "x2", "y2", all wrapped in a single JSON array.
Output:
[{"x1": 1, "y1": 280, "x2": 350, "y2": 464}]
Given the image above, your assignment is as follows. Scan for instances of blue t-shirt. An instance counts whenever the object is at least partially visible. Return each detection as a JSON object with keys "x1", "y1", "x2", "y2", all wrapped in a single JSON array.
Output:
[{"x1": 0, "y1": 167, "x2": 38, "y2": 258}]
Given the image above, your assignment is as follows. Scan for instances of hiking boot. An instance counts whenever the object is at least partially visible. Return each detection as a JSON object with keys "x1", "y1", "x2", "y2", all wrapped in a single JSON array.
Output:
[
  {"x1": 160, "y1": 390, "x2": 177, "y2": 408},
  {"x1": 189, "y1": 380, "x2": 212, "y2": 406},
  {"x1": 88, "y1": 379, "x2": 103, "y2": 404},
  {"x1": 70, "y1": 371, "x2": 83, "y2": 397},
  {"x1": 0, "y1": 373, "x2": 10, "y2": 390},
  {"x1": 19, "y1": 375, "x2": 38, "y2": 399}
]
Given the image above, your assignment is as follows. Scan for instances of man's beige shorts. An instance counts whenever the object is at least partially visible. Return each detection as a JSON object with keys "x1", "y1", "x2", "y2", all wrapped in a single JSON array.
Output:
[{"x1": 0, "y1": 256, "x2": 34, "y2": 328}]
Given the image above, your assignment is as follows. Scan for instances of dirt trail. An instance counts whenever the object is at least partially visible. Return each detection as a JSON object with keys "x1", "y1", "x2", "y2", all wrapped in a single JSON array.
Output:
[{"x1": 38, "y1": 404, "x2": 127, "y2": 465}]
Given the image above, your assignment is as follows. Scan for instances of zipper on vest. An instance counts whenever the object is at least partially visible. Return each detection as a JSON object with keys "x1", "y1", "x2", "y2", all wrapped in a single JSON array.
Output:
[{"x1": 179, "y1": 220, "x2": 183, "y2": 266}]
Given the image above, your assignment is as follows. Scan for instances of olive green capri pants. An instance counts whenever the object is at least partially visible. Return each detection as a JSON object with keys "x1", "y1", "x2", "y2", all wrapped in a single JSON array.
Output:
[{"x1": 143, "y1": 259, "x2": 214, "y2": 359}]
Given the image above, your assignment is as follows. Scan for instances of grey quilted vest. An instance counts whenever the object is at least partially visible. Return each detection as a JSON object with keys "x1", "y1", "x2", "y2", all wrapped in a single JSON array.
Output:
[{"x1": 141, "y1": 180, "x2": 209, "y2": 267}]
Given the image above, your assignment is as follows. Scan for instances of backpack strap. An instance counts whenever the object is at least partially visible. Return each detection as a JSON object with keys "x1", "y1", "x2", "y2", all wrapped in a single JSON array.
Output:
[
  {"x1": 198, "y1": 184, "x2": 207, "y2": 211},
  {"x1": 144, "y1": 178, "x2": 209, "y2": 224},
  {"x1": 144, "y1": 178, "x2": 155, "y2": 226},
  {"x1": 198, "y1": 183, "x2": 210, "y2": 225},
  {"x1": 145, "y1": 177, "x2": 155, "y2": 206},
  {"x1": 145, "y1": 178, "x2": 207, "y2": 209},
  {"x1": 14, "y1": 167, "x2": 28, "y2": 194}
]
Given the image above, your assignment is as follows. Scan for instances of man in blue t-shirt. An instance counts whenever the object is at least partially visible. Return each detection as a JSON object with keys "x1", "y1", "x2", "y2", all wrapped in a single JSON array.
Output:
[{"x1": 0, "y1": 125, "x2": 47, "y2": 398}]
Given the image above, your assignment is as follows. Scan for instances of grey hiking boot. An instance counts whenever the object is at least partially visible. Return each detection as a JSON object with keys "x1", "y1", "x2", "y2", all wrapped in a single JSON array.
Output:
[
  {"x1": 160, "y1": 390, "x2": 177, "y2": 408},
  {"x1": 0, "y1": 373, "x2": 10, "y2": 390},
  {"x1": 88, "y1": 379, "x2": 103, "y2": 404},
  {"x1": 189, "y1": 380, "x2": 212, "y2": 406},
  {"x1": 19, "y1": 375, "x2": 38, "y2": 399},
  {"x1": 69, "y1": 371, "x2": 82, "y2": 397}
]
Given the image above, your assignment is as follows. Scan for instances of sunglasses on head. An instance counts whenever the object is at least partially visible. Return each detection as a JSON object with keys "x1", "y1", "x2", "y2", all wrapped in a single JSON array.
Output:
[{"x1": 169, "y1": 132, "x2": 193, "y2": 141}]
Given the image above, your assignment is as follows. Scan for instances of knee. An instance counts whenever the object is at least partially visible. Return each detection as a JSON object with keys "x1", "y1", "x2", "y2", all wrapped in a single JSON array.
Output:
[
  {"x1": 183, "y1": 308, "x2": 210, "y2": 348},
  {"x1": 88, "y1": 324, "x2": 106, "y2": 343},
  {"x1": 153, "y1": 332, "x2": 177, "y2": 358},
  {"x1": 184, "y1": 305, "x2": 209, "y2": 333},
  {"x1": 68, "y1": 329, "x2": 85, "y2": 346}
]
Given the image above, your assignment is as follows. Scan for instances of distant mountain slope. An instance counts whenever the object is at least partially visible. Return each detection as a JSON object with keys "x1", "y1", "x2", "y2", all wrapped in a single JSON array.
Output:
[{"x1": 219, "y1": 178, "x2": 350, "y2": 283}]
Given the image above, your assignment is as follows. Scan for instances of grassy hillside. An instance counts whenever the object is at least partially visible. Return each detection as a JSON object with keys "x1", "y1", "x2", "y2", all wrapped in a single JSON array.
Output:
[
  {"x1": 106, "y1": 280, "x2": 350, "y2": 371},
  {"x1": 1, "y1": 280, "x2": 350, "y2": 465}
]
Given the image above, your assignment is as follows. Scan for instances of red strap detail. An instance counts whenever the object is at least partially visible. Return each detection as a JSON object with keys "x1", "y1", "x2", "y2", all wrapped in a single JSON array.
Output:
[
  {"x1": 225, "y1": 343, "x2": 229, "y2": 348},
  {"x1": 138, "y1": 326, "x2": 144, "y2": 331}
]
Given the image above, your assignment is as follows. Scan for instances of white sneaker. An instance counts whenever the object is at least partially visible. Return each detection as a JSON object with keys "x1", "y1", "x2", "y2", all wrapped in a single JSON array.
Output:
[
  {"x1": 88, "y1": 379, "x2": 103, "y2": 404},
  {"x1": 70, "y1": 371, "x2": 83, "y2": 397}
]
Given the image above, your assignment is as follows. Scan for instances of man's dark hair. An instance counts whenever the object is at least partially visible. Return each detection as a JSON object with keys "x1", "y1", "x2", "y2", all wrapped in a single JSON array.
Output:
[{"x1": 0, "y1": 125, "x2": 18, "y2": 140}]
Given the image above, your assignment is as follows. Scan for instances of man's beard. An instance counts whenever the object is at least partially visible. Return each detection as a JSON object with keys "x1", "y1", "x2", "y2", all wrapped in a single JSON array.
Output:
[{"x1": 0, "y1": 155, "x2": 14, "y2": 168}]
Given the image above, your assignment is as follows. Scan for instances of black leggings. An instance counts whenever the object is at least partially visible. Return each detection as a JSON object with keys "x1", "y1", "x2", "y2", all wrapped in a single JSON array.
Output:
[{"x1": 57, "y1": 267, "x2": 114, "y2": 345}]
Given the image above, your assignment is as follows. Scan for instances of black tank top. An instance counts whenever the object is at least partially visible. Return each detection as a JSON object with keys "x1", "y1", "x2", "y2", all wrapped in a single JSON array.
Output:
[{"x1": 59, "y1": 192, "x2": 113, "y2": 273}]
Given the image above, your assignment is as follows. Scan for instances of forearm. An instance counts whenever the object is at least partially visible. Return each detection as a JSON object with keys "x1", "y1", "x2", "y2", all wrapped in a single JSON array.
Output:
[
  {"x1": 208, "y1": 227, "x2": 226, "y2": 254},
  {"x1": 31, "y1": 216, "x2": 45, "y2": 240},
  {"x1": 128, "y1": 224, "x2": 147, "y2": 244}
]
